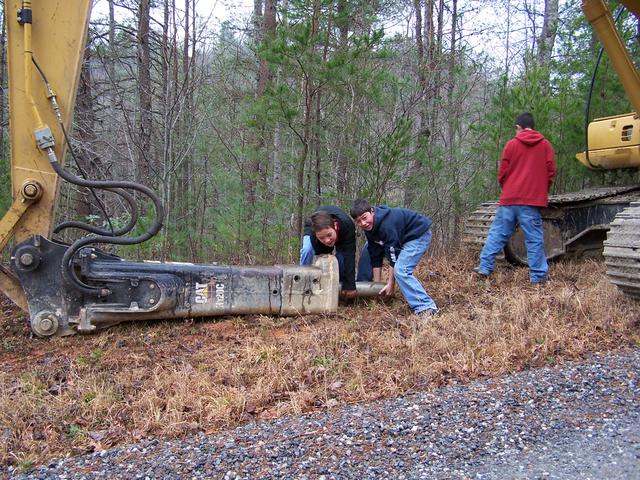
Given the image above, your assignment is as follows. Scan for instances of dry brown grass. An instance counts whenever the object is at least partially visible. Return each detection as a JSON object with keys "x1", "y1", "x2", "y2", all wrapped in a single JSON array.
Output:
[{"x1": 1, "y1": 250, "x2": 638, "y2": 468}]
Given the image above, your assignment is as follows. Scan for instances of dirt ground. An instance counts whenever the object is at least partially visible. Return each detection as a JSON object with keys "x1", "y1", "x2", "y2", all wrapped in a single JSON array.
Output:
[{"x1": 1, "y1": 252, "x2": 639, "y2": 468}]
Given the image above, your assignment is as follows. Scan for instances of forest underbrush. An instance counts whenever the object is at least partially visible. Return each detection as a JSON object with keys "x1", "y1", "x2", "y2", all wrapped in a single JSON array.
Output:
[{"x1": 1, "y1": 250, "x2": 639, "y2": 469}]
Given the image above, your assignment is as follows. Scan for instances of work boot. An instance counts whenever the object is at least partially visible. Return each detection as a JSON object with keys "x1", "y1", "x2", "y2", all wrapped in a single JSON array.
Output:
[
  {"x1": 413, "y1": 308, "x2": 438, "y2": 324},
  {"x1": 530, "y1": 275, "x2": 549, "y2": 285},
  {"x1": 473, "y1": 267, "x2": 490, "y2": 278}
]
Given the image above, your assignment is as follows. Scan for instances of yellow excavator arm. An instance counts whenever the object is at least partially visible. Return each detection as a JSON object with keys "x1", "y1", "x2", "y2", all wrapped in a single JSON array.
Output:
[
  {"x1": 6, "y1": 0, "x2": 91, "y2": 239},
  {"x1": 1, "y1": 0, "x2": 91, "y2": 308},
  {"x1": 576, "y1": 0, "x2": 640, "y2": 169},
  {"x1": 582, "y1": 0, "x2": 640, "y2": 114}
]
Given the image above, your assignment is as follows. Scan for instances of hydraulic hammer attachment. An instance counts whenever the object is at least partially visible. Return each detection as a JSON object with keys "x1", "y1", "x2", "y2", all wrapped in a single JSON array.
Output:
[{"x1": 12, "y1": 237, "x2": 340, "y2": 337}]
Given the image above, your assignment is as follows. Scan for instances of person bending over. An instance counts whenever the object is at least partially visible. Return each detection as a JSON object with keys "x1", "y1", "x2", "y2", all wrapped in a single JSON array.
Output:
[
  {"x1": 350, "y1": 199, "x2": 438, "y2": 318},
  {"x1": 300, "y1": 206, "x2": 357, "y2": 299}
]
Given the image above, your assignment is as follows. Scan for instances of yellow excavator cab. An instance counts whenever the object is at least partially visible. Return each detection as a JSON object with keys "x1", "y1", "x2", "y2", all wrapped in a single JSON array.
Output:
[{"x1": 576, "y1": 113, "x2": 640, "y2": 169}]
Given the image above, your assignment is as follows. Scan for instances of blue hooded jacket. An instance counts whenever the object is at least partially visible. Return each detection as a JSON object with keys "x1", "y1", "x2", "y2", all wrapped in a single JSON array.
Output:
[{"x1": 364, "y1": 206, "x2": 432, "y2": 268}]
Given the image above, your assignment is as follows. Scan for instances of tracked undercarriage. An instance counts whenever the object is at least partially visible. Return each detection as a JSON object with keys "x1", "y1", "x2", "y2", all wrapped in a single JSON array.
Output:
[
  {"x1": 603, "y1": 202, "x2": 640, "y2": 299},
  {"x1": 463, "y1": 186, "x2": 640, "y2": 297}
]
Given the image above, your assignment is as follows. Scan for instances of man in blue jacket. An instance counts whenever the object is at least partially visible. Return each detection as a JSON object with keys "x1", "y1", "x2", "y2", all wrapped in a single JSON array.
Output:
[{"x1": 350, "y1": 199, "x2": 438, "y2": 318}]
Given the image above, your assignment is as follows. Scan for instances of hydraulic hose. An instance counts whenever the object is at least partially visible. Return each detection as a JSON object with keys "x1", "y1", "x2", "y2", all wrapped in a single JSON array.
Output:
[
  {"x1": 47, "y1": 149, "x2": 165, "y2": 296},
  {"x1": 53, "y1": 188, "x2": 139, "y2": 237}
]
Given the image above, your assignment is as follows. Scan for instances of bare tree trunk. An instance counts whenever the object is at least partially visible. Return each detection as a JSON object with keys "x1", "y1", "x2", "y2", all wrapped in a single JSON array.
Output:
[
  {"x1": 404, "y1": 0, "x2": 425, "y2": 206},
  {"x1": 256, "y1": 0, "x2": 276, "y2": 97},
  {"x1": 424, "y1": 0, "x2": 436, "y2": 142},
  {"x1": 136, "y1": 0, "x2": 152, "y2": 184},
  {"x1": 0, "y1": 11, "x2": 6, "y2": 161},
  {"x1": 258, "y1": 0, "x2": 277, "y2": 257},
  {"x1": 160, "y1": 0, "x2": 172, "y2": 259},
  {"x1": 313, "y1": 89, "x2": 322, "y2": 203},
  {"x1": 74, "y1": 50, "x2": 98, "y2": 220},
  {"x1": 405, "y1": 0, "x2": 437, "y2": 207},
  {"x1": 243, "y1": 0, "x2": 276, "y2": 254},
  {"x1": 258, "y1": 0, "x2": 277, "y2": 182},
  {"x1": 177, "y1": 0, "x2": 191, "y2": 231},
  {"x1": 296, "y1": 104, "x2": 311, "y2": 238},
  {"x1": 107, "y1": 0, "x2": 118, "y2": 164},
  {"x1": 295, "y1": 0, "x2": 321, "y2": 238},
  {"x1": 335, "y1": 0, "x2": 350, "y2": 199},
  {"x1": 537, "y1": 0, "x2": 559, "y2": 92},
  {"x1": 313, "y1": 12, "x2": 330, "y2": 204},
  {"x1": 168, "y1": 0, "x2": 180, "y2": 250},
  {"x1": 272, "y1": 124, "x2": 282, "y2": 192},
  {"x1": 108, "y1": 0, "x2": 116, "y2": 84},
  {"x1": 433, "y1": 0, "x2": 444, "y2": 136},
  {"x1": 246, "y1": 0, "x2": 264, "y2": 214},
  {"x1": 447, "y1": 0, "x2": 460, "y2": 245},
  {"x1": 271, "y1": 0, "x2": 286, "y2": 196}
]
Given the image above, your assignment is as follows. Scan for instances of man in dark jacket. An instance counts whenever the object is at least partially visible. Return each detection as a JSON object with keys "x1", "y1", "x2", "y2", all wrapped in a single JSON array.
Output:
[
  {"x1": 475, "y1": 112, "x2": 557, "y2": 283},
  {"x1": 350, "y1": 199, "x2": 438, "y2": 318},
  {"x1": 300, "y1": 206, "x2": 357, "y2": 299}
]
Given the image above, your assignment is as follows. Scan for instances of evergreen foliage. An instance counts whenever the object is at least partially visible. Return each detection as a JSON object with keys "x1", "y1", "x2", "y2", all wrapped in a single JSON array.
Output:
[{"x1": 0, "y1": 1, "x2": 638, "y2": 263}]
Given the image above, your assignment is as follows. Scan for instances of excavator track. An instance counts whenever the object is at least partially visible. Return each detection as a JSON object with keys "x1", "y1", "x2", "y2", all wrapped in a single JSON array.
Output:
[
  {"x1": 603, "y1": 202, "x2": 640, "y2": 299},
  {"x1": 462, "y1": 186, "x2": 640, "y2": 263},
  {"x1": 461, "y1": 201, "x2": 499, "y2": 251}
]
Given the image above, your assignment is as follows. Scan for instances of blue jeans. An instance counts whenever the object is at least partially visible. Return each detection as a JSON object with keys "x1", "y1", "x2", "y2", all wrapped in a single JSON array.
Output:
[
  {"x1": 394, "y1": 230, "x2": 438, "y2": 314},
  {"x1": 299, "y1": 235, "x2": 315, "y2": 265},
  {"x1": 478, "y1": 205, "x2": 548, "y2": 283},
  {"x1": 357, "y1": 243, "x2": 372, "y2": 282}
]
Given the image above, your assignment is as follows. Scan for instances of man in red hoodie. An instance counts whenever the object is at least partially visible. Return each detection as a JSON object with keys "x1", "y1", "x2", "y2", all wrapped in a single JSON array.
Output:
[{"x1": 474, "y1": 112, "x2": 557, "y2": 283}]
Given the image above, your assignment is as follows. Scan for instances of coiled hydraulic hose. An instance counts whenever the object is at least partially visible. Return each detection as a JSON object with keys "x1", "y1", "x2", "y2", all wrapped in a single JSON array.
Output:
[
  {"x1": 47, "y1": 149, "x2": 165, "y2": 296},
  {"x1": 53, "y1": 187, "x2": 139, "y2": 237}
]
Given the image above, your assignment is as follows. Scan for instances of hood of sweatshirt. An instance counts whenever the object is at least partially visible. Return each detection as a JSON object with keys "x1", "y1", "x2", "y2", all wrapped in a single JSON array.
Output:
[
  {"x1": 516, "y1": 128, "x2": 545, "y2": 146},
  {"x1": 372, "y1": 205, "x2": 391, "y2": 232}
]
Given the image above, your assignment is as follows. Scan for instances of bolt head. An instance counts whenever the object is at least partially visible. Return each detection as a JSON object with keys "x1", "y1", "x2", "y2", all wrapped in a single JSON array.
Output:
[
  {"x1": 40, "y1": 317, "x2": 53, "y2": 330},
  {"x1": 22, "y1": 181, "x2": 41, "y2": 199},
  {"x1": 31, "y1": 311, "x2": 59, "y2": 337},
  {"x1": 19, "y1": 252, "x2": 34, "y2": 266}
]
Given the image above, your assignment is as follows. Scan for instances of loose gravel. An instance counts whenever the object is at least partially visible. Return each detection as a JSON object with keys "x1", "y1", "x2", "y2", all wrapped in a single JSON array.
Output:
[{"x1": 9, "y1": 348, "x2": 640, "y2": 479}]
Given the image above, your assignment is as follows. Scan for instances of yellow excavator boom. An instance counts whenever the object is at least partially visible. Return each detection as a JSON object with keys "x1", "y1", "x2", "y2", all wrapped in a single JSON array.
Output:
[
  {"x1": 1, "y1": 1, "x2": 91, "y2": 309},
  {"x1": 577, "y1": 0, "x2": 640, "y2": 169},
  {"x1": 581, "y1": 0, "x2": 640, "y2": 114},
  {"x1": 6, "y1": 0, "x2": 91, "y2": 240}
]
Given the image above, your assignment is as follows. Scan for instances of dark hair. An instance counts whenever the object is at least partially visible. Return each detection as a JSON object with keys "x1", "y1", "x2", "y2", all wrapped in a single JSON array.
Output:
[
  {"x1": 350, "y1": 199, "x2": 372, "y2": 219},
  {"x1": 515, "y1": 112, "x2": 535, "y2": 129},
  {"x1": 310, "y1": 210, "x2": 333, "y2": 232}
]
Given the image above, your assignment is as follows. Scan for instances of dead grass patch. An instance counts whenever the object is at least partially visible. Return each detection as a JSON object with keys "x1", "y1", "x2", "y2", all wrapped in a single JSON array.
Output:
[{"x1": 0, "y1": 250, "x2": 638, "y2": 468}]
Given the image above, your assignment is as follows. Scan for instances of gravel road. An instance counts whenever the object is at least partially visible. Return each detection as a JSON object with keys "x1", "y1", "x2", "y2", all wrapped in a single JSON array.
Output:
[{"x1": 9, "y1": 348, "x2": 640, "y2": 479}]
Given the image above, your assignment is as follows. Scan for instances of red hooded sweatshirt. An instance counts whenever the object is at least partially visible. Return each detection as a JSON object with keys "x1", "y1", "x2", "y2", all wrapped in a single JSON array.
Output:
[{"x1": 498, "y1": 128, "x2": 556, "y2": 207}]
